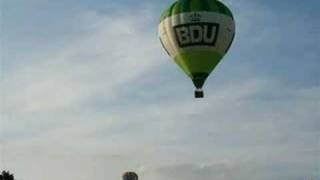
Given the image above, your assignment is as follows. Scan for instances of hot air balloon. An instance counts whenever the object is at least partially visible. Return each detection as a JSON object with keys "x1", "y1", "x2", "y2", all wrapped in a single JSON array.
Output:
[
  {"x1": 122, "y1": 171, "x2": 138, "y2": 180},
  {"x1": 159, "y1": 0, "x2": 235, "y2": 98}
]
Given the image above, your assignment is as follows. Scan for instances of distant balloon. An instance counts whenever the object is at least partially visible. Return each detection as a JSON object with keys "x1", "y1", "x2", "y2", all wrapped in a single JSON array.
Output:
[
  {"x1": 122, "y1": 172, "x2": 138, "y2": 180},
  {"x1": 159, "y1": 0, "x2": 236, "y2": 98}
]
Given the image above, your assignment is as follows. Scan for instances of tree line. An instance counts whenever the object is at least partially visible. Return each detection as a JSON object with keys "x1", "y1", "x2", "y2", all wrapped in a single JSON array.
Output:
[{"x1": 0, "y1": 171, "x2": 15, "y2": 180}]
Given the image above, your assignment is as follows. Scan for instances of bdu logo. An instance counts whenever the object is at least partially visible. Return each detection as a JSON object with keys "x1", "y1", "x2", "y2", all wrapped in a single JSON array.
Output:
[{"x1": 174, "y1": 23, "x2": 220, "y2": 48}]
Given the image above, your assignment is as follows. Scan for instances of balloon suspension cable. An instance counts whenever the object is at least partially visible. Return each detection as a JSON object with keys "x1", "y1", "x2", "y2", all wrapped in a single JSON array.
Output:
[{"x1": 195, "y1": 88, "x2": 204, "y2": 98}]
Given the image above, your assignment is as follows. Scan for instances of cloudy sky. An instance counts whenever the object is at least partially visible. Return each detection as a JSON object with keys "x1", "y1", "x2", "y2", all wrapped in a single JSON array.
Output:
[{"x1": 0, "y1": 0, "x2": 319, "y2": 180}]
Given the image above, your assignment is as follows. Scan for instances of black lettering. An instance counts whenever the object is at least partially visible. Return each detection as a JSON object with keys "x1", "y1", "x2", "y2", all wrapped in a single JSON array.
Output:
[{"x1": 174, "y1": 23, "x2": 220, "y2": 48}]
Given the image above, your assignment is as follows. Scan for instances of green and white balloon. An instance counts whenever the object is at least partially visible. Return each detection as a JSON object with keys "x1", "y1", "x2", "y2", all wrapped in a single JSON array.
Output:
[{"x1": 159, "y1": 0, "x2": 235, "y2": 98}]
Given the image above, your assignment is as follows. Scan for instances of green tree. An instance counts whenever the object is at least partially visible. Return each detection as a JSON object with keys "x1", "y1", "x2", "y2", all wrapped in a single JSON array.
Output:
[{"x1": 0, "y1": 171, "x2": 15, "y2": 180}]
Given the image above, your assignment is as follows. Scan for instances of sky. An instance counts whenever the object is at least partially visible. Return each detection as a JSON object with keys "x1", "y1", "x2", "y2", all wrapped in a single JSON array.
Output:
[{"x1": 0, "y1": 0, "x2": 319, "y2": 180}]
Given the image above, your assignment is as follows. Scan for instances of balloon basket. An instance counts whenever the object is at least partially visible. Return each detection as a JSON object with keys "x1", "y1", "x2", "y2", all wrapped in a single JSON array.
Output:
[{"x1": 195, "y1": 89, "x2": 204, "y2": 98}]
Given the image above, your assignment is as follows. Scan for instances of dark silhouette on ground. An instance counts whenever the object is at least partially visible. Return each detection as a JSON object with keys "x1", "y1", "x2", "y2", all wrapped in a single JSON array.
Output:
[
  {"x1": 123, "y1": 171, "x2": 138, "y2": 180},
  {"x1": 0, "y1": 171, "x2": 15, "y2": 180}
]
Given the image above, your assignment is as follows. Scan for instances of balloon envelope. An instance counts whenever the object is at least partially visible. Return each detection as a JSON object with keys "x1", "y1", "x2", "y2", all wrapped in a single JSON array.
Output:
[{"x1": 159, "y1": 0, "x2": 235, "y2": 97}]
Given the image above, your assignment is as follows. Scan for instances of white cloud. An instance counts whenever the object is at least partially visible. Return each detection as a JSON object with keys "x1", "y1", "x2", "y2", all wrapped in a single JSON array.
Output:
[
  {"x1": 0, "y1": 6, "x2": 164, "y2": 175},
  {"x1": 0, "y1": 1, "x2": 319, "y2": 180},
  {"x1": 2, "y1": 9, "x2": 162, "y2": 114}
]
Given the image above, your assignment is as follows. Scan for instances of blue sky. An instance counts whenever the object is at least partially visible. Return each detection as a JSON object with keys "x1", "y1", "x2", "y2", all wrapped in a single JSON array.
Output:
[{"x1": 0, "y1": 0, "x2": 319, "y2": 180}]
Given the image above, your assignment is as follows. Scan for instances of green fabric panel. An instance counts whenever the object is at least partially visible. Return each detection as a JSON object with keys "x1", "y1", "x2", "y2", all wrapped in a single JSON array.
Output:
[
  {"x1": 174, "y1": 56, "x2": 192, "y2": 77},
  {"x1": 208, "y1": 0, "x2": 220, "y2": 12},
  {"x1": 182, "y1": 0, "x2": 191, "y2": 13},
  {"x1": 203, "y1": 0, "x2": 211, "y2": 11},
  {"x1": 174, "y1": 50, "x2": 223, "y2": 78},
  {"x1": 160, "y1": 7, "x2": 171, "y2": 22},
  {"x1": 172, "y1": 2, "x2": 182, "y2": 15},
  {"x1": 189, "y1": 0, "x2": 208, "y2": 11},
  {"x1": 160, "y1": 0, "x2": 234, "y2": 22},
  {"x1": 168, "y1": 2, "x2": 178, "y2": 17},
  {"x1": 216, "y1": 1, "x2": 233, "y2": 18}
]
